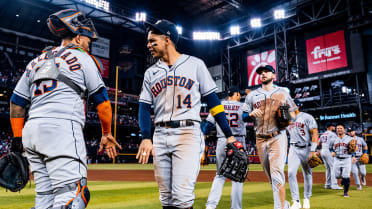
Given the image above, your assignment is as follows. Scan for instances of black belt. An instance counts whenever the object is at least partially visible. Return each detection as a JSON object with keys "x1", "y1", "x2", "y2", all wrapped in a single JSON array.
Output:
[
  {"x1": 291, "y1": 143, "x2": 311, "y2": 149},
  {"x1": 256, "y1": 131, "x2": 280, "y2": 139},
  {"x1": 155, "y1": 120, "x2": 197, "y2": 128},
  {"x1": 336, "y1": 156, "x2": 347, "y2": 159},
  {"x1": 234, "y1": 135, "x2": 246, "y2": 137}
]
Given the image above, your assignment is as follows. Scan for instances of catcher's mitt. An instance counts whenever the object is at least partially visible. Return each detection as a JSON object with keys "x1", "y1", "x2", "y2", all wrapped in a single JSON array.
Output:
[
  {"x1": 0, "y1": 152, "x2": 29, "y2": 192},
  {"x1": 277, "y1": 105, "x2": 291, "y2": 128},
  {"x1": 308, "y1": 154, "x2": 322, "y2": 168},
  {"x1": 359, "y1": 153, "x2": 369, "y2": 164},
  {"x1": 348, "y1": 139, "x2": 357, "y2": 153},
  {"x1": 218, "y1": 141, "x2": 249, "y2": 182}
]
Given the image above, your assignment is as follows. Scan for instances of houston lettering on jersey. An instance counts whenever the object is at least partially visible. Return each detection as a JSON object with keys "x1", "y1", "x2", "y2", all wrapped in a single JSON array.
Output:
[
  {"x1": 334, "y1": 142, "x2": 348, "y2": 149},
  {"x1": 151, "y1": 76, "x2": 195, "y2": 97},
  {"x1": 253, "y1": 98, "x2": 281, "y2": 109}
]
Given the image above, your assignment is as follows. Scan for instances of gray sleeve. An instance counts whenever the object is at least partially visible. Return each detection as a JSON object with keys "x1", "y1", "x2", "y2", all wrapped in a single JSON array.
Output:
[
  {"x1": 307, "y1": 114, "x2": 318, "y2": 130},
  {"x1": 361, "y1": 137, "x2": 367, "y2": 146},
  {"x1": 284, "y1": 90, "x2": 297, "y2": 112},
  {"x1": 84, "y1": 57, "x2": 106, "y2": 95},
  {"x1": 197, "y1": 59, "x2": 217, "y2": 96},
  {"x1": 139, "y1": 70, "x2": 153, "y2": 104},
  {"x1": 242, "y1": 93, "x2": 253, "y2": 113}
]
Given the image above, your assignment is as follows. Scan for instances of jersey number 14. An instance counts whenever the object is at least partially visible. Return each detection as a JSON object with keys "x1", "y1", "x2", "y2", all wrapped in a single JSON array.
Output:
[{"x1": 176, "y1": 94, "x2": 191, "y2": 108}]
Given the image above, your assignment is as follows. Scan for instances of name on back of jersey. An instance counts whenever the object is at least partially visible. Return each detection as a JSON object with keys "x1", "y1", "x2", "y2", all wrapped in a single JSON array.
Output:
[
  {"x1": 224, "y1": 104, "x2": 240, "y2": 111},
  {"x1": 151, "y1": 75, "x2": 195, "y2": 97}
]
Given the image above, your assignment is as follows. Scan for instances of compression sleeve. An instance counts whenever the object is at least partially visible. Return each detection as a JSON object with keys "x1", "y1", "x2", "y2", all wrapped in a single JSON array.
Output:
[
  {"x1": 139, "y1": 102, "x2": 152, "y2": 140},
  {"x1": 204, "y1": 92, "x2": 232, "y2": 138}
]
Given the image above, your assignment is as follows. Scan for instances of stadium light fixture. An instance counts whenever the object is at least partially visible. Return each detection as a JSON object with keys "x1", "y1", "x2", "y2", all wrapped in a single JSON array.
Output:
[
  {"x1": 84, "y1": 0, "x2": 110, "y2": 11},
  {"x1": 176, "y1": 26, "x2": 183, "y2": 35},
  {"x1": 274, "y1": 9, "x2": 285, "y2": 19},
  {"x1": 250, "y1": 18, "x2": 262, "y2": 28},
  {"x1": 193, "y1": 32, "x2": 221, "y2": 40},
  {"x1": 230, "y1": 25, "x2": 240, "y2": 35},
  {"x1": 135, "y1": 12, "x2": 146, "y2": 22}
]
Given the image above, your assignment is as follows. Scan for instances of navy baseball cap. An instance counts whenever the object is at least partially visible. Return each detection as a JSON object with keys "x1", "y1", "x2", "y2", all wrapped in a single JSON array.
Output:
[
  {"x1": 347, "y1": 127, "x2": 355, "y2": 132},
  {"x1": 146, "y1": 19, "x2": 179, "y2": 45},
  {"x1": 256, "y1": 65, "x2": 275, "y2": 74},
  {"x1": 325, "y1": 122, "x2": 335, "y2": 128},
  {"x1": 228, "y1": 86, "x2": 240, "y2": 96},
  {"x1": 294, "y1": 99, "x2": 303, "y2": 108}
]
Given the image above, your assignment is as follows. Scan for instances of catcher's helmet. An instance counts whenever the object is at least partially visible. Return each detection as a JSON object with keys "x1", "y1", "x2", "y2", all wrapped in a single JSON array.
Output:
[{"x1": 47, "y1": 9, "x2": 98, "y2": 40}]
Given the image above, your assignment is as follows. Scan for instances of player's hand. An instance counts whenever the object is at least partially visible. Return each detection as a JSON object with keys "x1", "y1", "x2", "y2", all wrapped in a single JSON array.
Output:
[
  {"x1": 136, "y1": 139, "x2": 154, "y2": 164},
  {"x1": 309, "y1": 151, "x2": 318, "y2": 159},
  {"x1": 99, "y1": 133, "x2": 122, "y2": 159},
  {"x1": 227, "y1": 136, "x2": 237, "y2": 144},
  {"x1": 352, "y1": 156, "x2": 356, "y2": 164},
  {"x1": 331, "y1": 152, "x2": 335, "y2": 157},
  {"x1": 249, "y1": 109, "x2": 263, "y2": 118}
]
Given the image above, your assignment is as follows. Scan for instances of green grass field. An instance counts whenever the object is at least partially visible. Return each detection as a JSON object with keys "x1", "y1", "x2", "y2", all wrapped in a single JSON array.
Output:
[{"x1": 1, "y1": 164, "x2": 371, "y2": 209}]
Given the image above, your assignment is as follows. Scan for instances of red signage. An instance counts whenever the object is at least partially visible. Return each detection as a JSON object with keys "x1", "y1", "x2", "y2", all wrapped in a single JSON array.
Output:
[
  {"x1": 306, "y1": 30, "x2": 348, "y2": 74},
  {"x1": 98, "y1": 58, "x2": 110, "y2": 78},
  {"x1": 247, "y1": 49, "x2": 276, "y2": 86}
]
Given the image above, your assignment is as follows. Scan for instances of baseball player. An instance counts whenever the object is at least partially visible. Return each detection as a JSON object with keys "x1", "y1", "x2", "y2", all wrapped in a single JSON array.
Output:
[
  {"x1": 243, "y1": 65, "x2": 297, "y2": 209},
  {"x1": 319, "y1": 123, "x2": 342, "y2": 190},
  {"x1": 347, "y1": 127, "x2": 368, "y2": 190},
  {"x1": 287, "y1": 100, "x2": 318, "y2": 209},
  {"x1": 136, "y1": 19, "x2": 236, "y2": 209},
  {"x1": 9, "y1": 9, "x2": 121, "y2": 209},
  {"x1": 330, "y1": 123, "x2": 356, "y2": 197},
  {"x1": 204, "y1": 86, "x2": 249, "y2": 209}
]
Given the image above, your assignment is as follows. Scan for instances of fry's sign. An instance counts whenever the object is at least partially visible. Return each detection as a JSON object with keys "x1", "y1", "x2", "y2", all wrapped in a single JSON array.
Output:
[{"x1": 306, "y1": 30, "x2": 347, "y2": 74}]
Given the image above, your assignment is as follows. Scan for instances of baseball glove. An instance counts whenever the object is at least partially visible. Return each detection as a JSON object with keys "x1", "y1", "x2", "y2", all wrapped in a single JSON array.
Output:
[
  {"x1": 359, "y1": 153, "x2": 369, "y2": 164},
  {"x1": 0, "y1": 152, "x2": 29, "y2": 192},
  {"x1": 308, "y1": 154, "x2": 322, "y2": 168},
  {"x1": 218, "y1": 141, "x2": 249, "y2": 182},
  {"x1": 0, "y1": 137, "x2": 29, "y2": 192},
  {"x1": 348, "y1": 139, "x2": 357, "y2": 153},
  {"x1": 277, "y1": 105, "x2": 291, "y2": 128}
]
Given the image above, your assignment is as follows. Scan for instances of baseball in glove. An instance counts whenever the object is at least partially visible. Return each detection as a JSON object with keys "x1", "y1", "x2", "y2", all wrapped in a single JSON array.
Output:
[
  {"x1": 348, "y1": 139, "x2": 357, "y2": 153},
  {"x1": 218, "y1": 141, "x2": 249, "y2": 182},
  {"x1": 308, "y1": 154, "x2": 322, "y2": 168},
  {"x1": 277, "y1": 105, "x2": 292, "y2": 128},
  {"x1": 0, "y1": 138, "x2": 29, "y2": 192},
  {"x1": 359, "y1": 153, "x2": 369, "y2": 164}
]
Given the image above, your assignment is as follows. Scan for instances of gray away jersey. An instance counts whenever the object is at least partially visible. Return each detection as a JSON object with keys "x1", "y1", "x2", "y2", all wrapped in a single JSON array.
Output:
[
  {"x1": 287, "y1": 112, "x2": 318, "y2": 145},
  {"x1": 243, "y1": 86, "x2": 297, "y2": 135},
  {"x1": 319, "y1": 130, "x2": 337, "y2": 150},
  {"x1": 351, "y1": 136, "x2": 367, "y2": 157},
  {"x1": 13, "y1": 46, "x2": 105, "y2": 125},
  {"x1": 330, "y1": 135, "x2": 353, "y2": 158},
  {"x1": 139, "y1": 54, "x2": 217, "y2": 123},
  {"x1": 206, "y1": 100, "x2": 246, "y2": 138}
]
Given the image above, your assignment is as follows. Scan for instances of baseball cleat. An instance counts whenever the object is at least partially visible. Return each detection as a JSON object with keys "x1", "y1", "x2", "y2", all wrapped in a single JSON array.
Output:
[
  {"x1": 361, "y1": 176, "x2": 366, "y2": 186},
  {"x1": 303, "y1": 199, "x2": 310, "y2": 209},
  {"x1": 284, "y1": 200, "x2": 290, "y2": 209},
  {"x1": 331, "y1": 186, "x2": 343, "y2": 190},
  {"x1": 289, "y1": 200, "x2": 301, "y2": 209},
  {"x1": 343, "y1": 192, "x2": 349, "y2": 197},
  {"x1": 324, "y1": 185, "x2": 331, "y2": 189},
  {"x1": 205, "y1": 206, "x2": 214, "y2": 209},
  {"x1": 356, "y1": 185, "x2": 362, "y2": 190}
]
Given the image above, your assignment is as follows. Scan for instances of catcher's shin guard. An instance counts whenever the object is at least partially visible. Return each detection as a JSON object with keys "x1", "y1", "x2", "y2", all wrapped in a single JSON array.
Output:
[{"x1": 65, "y1": 178, "x2": 90, "y2": 209}]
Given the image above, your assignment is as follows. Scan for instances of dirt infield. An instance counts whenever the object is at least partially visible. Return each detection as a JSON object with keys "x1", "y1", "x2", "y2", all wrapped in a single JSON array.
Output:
[{"x1": 88, "y1": 169, "x2": 372, "y2": 184}]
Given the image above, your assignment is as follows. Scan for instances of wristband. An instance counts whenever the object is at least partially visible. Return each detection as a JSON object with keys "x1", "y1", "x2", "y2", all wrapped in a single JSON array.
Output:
[
  {"x1": 310, "y1": 142, "x2": 317, "y2": 152},
  {"x1": 363, "y1": 150, "x2": 368, "y2": 154}
]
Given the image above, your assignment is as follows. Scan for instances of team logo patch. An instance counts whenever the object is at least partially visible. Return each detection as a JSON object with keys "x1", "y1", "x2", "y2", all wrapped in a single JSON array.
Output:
[{"x1": 227, "y1": 149, "x2": 234, "y2": 156}]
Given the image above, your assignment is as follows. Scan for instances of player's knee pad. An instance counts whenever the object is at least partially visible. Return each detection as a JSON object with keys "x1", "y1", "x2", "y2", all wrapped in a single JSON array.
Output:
[{"x1": 65, "y1": 178, "x2": 90, "y2": 209}]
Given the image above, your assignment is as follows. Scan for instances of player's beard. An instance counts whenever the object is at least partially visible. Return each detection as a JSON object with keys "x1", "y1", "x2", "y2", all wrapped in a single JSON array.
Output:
[{"x1": 261, "y1": 77, "x2": 274, "y2": 85}]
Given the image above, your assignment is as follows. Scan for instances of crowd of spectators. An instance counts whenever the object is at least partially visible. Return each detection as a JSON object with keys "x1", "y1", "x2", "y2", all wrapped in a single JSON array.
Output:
[
  {"x1": 0, "y1": 131, "x2": 12, "y2": 157},
  {"x1": 86, "y1": 111, "x2": 139, "y2": 127}
]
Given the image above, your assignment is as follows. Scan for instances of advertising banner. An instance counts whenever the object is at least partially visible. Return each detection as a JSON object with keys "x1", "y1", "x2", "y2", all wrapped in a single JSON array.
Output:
[
  {"x1": 306, "y1": 30, "x2": 347, "y2": 74},
  {"x1": 246, "y1": 49, "x2": 276, "y2": 87}
]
